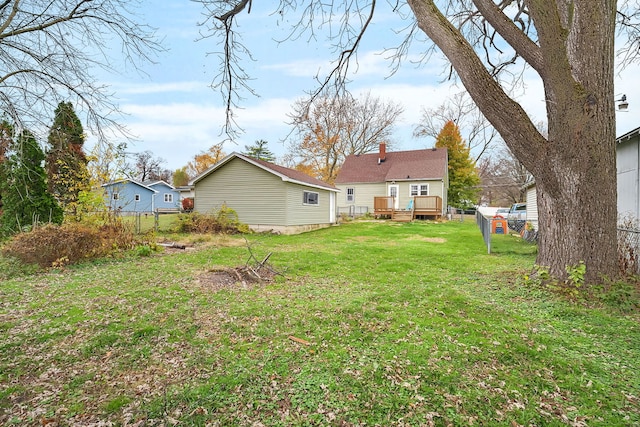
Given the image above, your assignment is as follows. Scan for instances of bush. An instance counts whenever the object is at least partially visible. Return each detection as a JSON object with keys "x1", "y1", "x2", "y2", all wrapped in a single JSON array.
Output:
[
  {"x1": 175, "y1": 204, "x2": 249, "y2": 234},
  {"x1": 1, "y1": 221, "x2": 137, "y2": 268},
  {"x1": 181, "y1": 197, "x2": 194, "y2": 212},
  {"x1": 135, "y1": 244, "x2": 154, "y2": 257}
]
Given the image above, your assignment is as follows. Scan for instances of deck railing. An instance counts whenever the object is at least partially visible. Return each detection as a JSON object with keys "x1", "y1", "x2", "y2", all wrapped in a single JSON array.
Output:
[
  {"x1": 413, "y1": 196, "x2": 442, "y2": 215},
  {"x1": 373, "y1": 196, "x2": 395, "y2": 218},
  {"x1": 373, "y1": 195, "x2": 443, "y2": 220}
]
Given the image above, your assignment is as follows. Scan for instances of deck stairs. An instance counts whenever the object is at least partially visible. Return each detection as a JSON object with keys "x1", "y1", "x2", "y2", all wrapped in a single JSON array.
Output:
[{"x1": 392, "y1": 211, "x2": 413, "y2": 222}]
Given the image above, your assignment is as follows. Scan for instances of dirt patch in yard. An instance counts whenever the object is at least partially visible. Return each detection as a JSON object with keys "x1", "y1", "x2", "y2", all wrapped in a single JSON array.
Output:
[
  {"x1": 197, "y1": 265, "x2": 278, "y2": 292},
  {"x1": 406, "y1": 236, "x2": 447, "y2": 243}
]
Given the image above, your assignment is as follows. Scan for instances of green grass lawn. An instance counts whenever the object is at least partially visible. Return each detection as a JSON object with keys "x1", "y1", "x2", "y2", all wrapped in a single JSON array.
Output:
[
  {"x1": 1, "y1": 220, "x2": 638, "y2": 426},
  {"x1": 119, "y1": 212, "x2": 181, "y2": 233}
]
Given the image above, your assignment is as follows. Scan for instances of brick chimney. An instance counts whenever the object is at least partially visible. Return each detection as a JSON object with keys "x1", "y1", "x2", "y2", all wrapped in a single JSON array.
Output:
[{"x1": 379, "y1": 142, "x2": 386, "y2": 163}]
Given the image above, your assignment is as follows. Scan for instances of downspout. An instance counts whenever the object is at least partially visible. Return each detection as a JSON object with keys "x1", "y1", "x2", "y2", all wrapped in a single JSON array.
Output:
[{"x1": 442, "y1": 179, "x2": 445, "y2": 215}]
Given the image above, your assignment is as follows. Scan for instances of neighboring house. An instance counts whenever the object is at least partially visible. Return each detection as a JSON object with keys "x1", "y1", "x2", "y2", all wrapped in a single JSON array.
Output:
[
  {"x1": 617, "y1": 126, "x2": 640, "y2": 222},
  {"x1": 522, "y1": 125, "x2": 640, "y2": 228},
  {"x1": 190, "y1": 152, "x2": 340, "y2": 234},
  {"x1": 334, "y1": 143, "x2": 449, "y2": 218},
  {"x1": 176, "y1": 185, "x2": 195, "y2": 200},
  {"x1": 145, "y1": 180, "x2": 181, "y2": 211},
  {"x1": 524, "y1": 180, "x2": 539, "y2": 230},
  {"x1": 101, "y1": 179, "x2": 180, "y2": 214},
  {"x1": 176, "y1": 185, "x2": 195, "y2": 211}
]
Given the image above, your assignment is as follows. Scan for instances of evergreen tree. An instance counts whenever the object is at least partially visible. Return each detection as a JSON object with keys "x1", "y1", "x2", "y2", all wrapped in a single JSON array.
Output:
[
  {"x1": 1, "y1": 130, "x2": 63, "y2": 235},
  {"x1": 244, "y1": 140, "x2": 276, "y2": 162},
  {"x1": 46, "y1": 102, "x2": 90, "y2": 216},
  {"x1": 435, "y1": 120, "x2": 480, "y2": 208}
]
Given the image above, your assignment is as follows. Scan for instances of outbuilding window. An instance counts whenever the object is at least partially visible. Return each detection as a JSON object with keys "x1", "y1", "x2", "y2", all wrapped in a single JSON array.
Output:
[
  {"x1": 303, "y1": 191, "x2": 319, "y2": 205},
  {"x1": 134, "y1": 194, "x2": 141, "y2": 202},
  {"x1": 164, "y1": 194, "x2": 173, "y2": 203}
]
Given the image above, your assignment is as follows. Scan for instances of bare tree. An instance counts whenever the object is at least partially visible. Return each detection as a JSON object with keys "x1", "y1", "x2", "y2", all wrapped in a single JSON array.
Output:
[
  {"x1": 128, "y1": 151, "x2": 166, "y2": 183},
  {"x1": 477, "y1": 147, "x2": 532, "y2": 207},
  {"x1": 414, "y1": 92, "x2": 499, "y2": 163},
  {"x1": 285, "y1": 91, "x2": 402, "y2": 183},
  {"x1": 202, "y1": 1, "x2": 639, "y2": 283},
  {"x1": 0, "y1": 0, "x2": 162, "y2": 141}
]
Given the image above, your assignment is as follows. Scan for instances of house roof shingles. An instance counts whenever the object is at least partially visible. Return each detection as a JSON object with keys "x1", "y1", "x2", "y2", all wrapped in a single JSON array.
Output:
[
  {"x1": 335, "y1": 147, "x2": 448, "y2": 184},
  {"x1": 191, "y1": 152, "x2": 338, "y2": 192},
  {"x1": 249, "y1": 156, "x2": 338, "y2": 191}
]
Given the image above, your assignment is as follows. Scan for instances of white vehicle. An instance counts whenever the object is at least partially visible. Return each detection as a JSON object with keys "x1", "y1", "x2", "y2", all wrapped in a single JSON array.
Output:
[{"x1": 507, "y1": 203, "x2": 526, "y2": 231}]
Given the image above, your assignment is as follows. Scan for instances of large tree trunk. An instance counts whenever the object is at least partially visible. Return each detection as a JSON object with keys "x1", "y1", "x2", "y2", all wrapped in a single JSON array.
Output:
[{"x1": 408, "y1": 0, "x2": 619, "y2": 283}]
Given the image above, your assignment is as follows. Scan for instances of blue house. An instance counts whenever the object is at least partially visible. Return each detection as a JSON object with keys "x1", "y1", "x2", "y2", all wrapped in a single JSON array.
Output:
[
  {"x1": 146, "y1": 180, "x2": 181, "y2": 211},
  {"x1": 101, "y1": 179, "x2": 180, "y2": 214}
]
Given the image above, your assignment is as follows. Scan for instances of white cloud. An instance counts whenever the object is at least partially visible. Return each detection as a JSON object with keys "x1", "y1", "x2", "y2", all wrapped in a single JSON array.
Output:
[
  {"x1": 107, "y1": 96, "x2": 299, "y2": 170},
  {"x1": 111, "y1": 81, "x2": 209, "y2": 95},
  {"x1": 262, "y1": 58, "x2": 327, "y2": 78}
]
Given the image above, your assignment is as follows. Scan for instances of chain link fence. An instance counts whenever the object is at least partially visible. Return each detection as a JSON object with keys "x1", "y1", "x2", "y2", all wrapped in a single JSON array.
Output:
[
  {"x1": 110, "y1": 211, "x2": 180, "y2": 234},
  {"x1": 618, "y1": 226, "x2": 640, "y2": 275},
  {"x1": 337, "y1": 205, "x2": 369, "y2": 219}
]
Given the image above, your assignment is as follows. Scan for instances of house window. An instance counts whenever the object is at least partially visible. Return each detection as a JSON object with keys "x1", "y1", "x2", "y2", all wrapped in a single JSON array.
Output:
[
  {"x1": 346, "y1": 187, "x2": 355, "y2": 203},
  {"x1": 410, "y1": 184, "x2": 429, "y2": 196},
  {"x1": 303, "y1": 191, "x2": 319, "y2": 205},
  {"x1": 112, "y1": 193, "x2": 119, "y2": 201},
  {"x1": 164, "y1": 194, "x2": 173, "y2": 203},
  {"x1": 134, "y1": 194, "x2": 141, "y2": 202}
]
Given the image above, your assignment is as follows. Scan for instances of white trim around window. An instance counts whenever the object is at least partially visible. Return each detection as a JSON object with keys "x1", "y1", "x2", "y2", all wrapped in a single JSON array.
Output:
[
  {"x1": 303, "y1": 190, "x2": 319, "y2": 205},
  {"x1": 410, "y1": 183, "x2": 429, "y2": 196},
  {"x1": 134, "y1": 194, "x2": 141, "y2": 202},
  {"x1": 164, "y1": 193, "x2": 173, "y2": 203},
  {"x1": 346, "y1": 187, "x2": 355, "y2": 203}
]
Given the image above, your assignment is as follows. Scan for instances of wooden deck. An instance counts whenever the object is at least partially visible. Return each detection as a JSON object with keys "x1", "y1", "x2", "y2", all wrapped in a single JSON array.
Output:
[
  {"x1": 373, "y1": 196, "x2": 395, "y2": 219},
  {"x1": 413, "y1": 195, "x2": 443, "y2": 219},
  {"x1": 373, "y1": 196, "x2": 443, "y2": 221}
]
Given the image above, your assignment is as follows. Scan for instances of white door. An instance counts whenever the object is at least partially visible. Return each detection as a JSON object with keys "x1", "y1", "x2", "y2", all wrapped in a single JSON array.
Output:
[
  {"x1": 388, "y1": 185, "x2": 399, "y2": 209},
  {"x1": 329, "y1": 192, "x2": 336, "y2": 223}
]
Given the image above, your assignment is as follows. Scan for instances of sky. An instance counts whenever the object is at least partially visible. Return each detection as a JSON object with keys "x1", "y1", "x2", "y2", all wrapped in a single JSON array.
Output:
[{"x1": 93, "y1": 1, "x2": 640, "y2": 172}]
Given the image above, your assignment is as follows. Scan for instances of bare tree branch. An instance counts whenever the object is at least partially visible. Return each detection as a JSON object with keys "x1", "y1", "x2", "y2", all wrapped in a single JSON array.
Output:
[
  {"x1": 0, "y1": 0, "x2": 163, "y2": 145},
  {"x1": 616, "y1": 2, "x2": 640, "y2": 68},
  {"x1": 286, "y1": 90, "x2": 402, "y2": 183},
  {"x1": 198, "y1": 0, "x2": 382, "y2": 138},
  {"x1": 413, "y1": 91, "x2": 499, "y2": 163}
]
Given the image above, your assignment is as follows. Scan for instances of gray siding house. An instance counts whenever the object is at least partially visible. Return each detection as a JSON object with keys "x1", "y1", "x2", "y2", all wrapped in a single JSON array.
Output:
[
  {"x1": 523, "y1": 126, "x2": 640, "y2": 227},
  {"x1": 617, "y1": 126, "x2": 640, "y2": 222},
  {"x1": 524, "y1": 180, "x2": 538, "y2": 230},
  {"x1": 190, "y1": 153, "x2": 339, "y2": 234}
]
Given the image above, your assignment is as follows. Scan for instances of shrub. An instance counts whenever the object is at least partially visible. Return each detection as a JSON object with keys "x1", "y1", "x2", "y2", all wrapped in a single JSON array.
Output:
[
  {"x1": 1, "y1": 221, "x2": 137, "y2": 268},
  {"x1": 175, "y1": 204, "x2": 249, "y2": 234},
  {"x1": 181, "y1": 197, "x2": 194, "y2": 212},
  {"x1": 135, "y1": 244, "x2": 153, "y2": 257}
]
